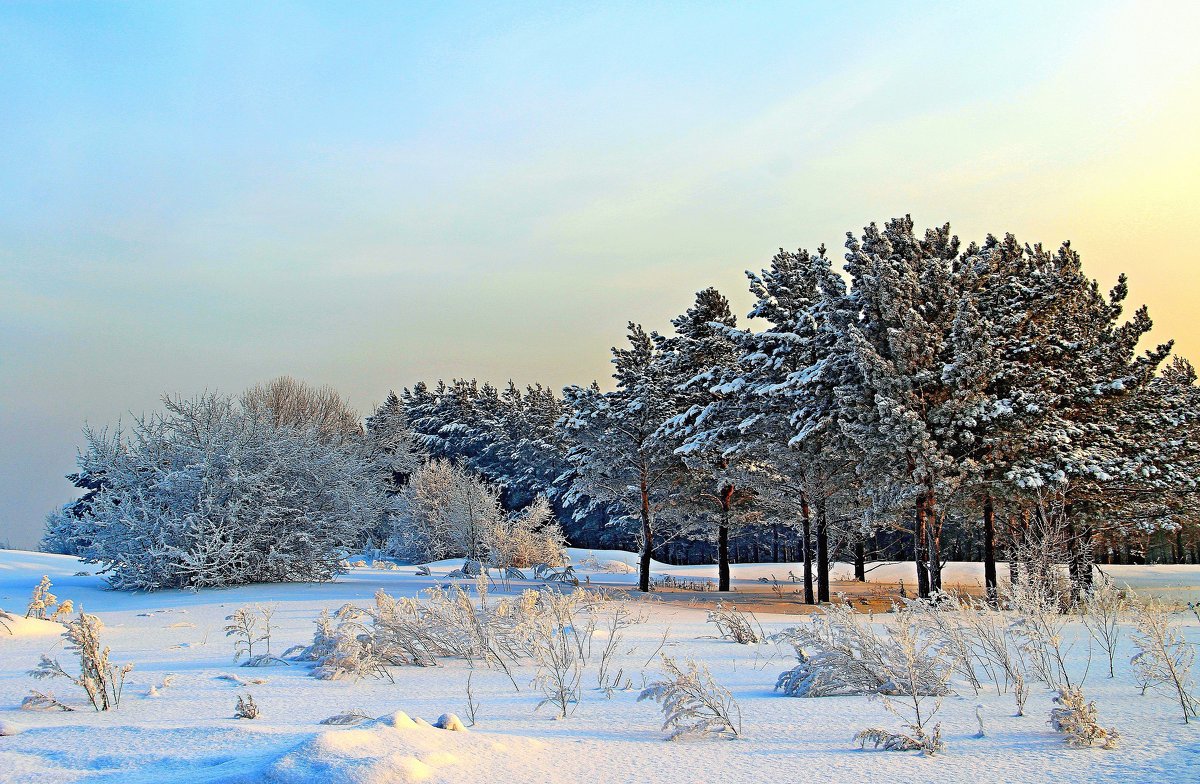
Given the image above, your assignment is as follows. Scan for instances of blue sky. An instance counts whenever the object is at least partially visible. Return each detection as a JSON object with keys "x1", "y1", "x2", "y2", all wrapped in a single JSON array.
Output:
[{"x1": 3, "y1": 1, "x2": 1199, "y2": 548}]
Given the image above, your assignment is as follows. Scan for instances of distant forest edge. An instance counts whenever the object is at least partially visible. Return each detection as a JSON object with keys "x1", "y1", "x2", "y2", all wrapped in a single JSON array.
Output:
[{"x1": 44, "y1": 217, "x2": 1200, "y2": 598}]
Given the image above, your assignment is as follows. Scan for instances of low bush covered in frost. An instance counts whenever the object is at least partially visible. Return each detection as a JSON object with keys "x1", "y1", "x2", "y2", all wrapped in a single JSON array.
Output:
[
  {"x1": 639, "y1": 656, "x2": 742, "y2": 741},
  {"x1": 45, "y1": 390, "x2": 401, "y2": 590},
  {"x1": 290, "y1": 581, "x2": 605, "y2": 687},
  {"x1": 383, "y1": 460, "x2": 567, "y2": 569},
  {"x1": 1049, "y1": 686, "x2": 1119, "y2": 748},
  {"x1": 29, "y1": 609, "x2": 132, "y2": 712},
  {"x1": 774, "y1": 603, "x2": 952, "y2": 699}
]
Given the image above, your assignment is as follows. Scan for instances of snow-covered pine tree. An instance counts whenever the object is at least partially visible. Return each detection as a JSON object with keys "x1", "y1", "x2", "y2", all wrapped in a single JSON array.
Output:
[
  {"x1": 839, "y1": 218, "x2": 970, "y2": 598},
  {"x1": 559, "y1": 323, "x2": 685, "y2": 592},
  {"x1": 657, "y1": 288, "x2": 754, "y2": 592},
  {"x1": 724, "y1": 245, "x2": 861, "y2": 602}
]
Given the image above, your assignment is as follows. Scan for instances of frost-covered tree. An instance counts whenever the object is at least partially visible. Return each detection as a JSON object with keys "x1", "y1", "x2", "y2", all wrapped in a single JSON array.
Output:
[
  {"x1": 387, "y1": 460, "x2": 503, "y2": 562},
  {"x1": 681, "y1": 247, "x2": 860, "y2": 601},
  {"x1": 384, "y1": 460, "x2": 566, "y2": 566},
  {"x1": 838, "y1": 218, "x2": 967, "y2": 598},
  {"x1": 560, "y1": 324, "x2": 686, "y2": 591},
  {"x1": 48, "y1": 391, "x2": 393, "y2": 590},
  {"x1": 240, "y1": 375, "x2": 361, "y2": 440},
  {"x1": 658, "y1": 288, "x2": 756, "y2": 592}
]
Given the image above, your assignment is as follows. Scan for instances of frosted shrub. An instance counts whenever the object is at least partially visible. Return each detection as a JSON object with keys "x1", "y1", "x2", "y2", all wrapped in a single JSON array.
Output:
[
  {"x1": 852, "y1": 610, "x2": 953, "y2": 756},
  {"x1": 386, "y1": 460, "x2": 501, "y2": 562},
  {"x1": 1079, "y1": 577, "x2": 1128, "y2": 679},
  {"x1": 526, "y1": 591, "x2": 591, "y2": 718},
  {"x1": 486, "y1": 496, "x2": 568, "y2": 569},
  {"x1": 234, "y1": 693, "x2": 260, "y2": 719},
  {"x1": 30, "y1": 610, "x2": 132, "y2": 711},
  {"x1": 596, "y1": 602, "x2": 644, "y2": 696},
  {"x1": 24, "y1": 576, "x2": 73, "y2": 623},
  {"x1": 25, "y1": 576, "x2": 57, "y2": 620},
  {"x1": 388, "y1": 463, "x2": 567, "y2": 569},
  {"x1": 20, "y1": 691, "x2": 73, "y2": 712},
  {"x1": 1130, "y1": 597, "x2": 1200, "y2": 722},
  {"x1": 705, "y1": 603, "x2": 762, "y2": 644},
  {"x1": 774, "y1": 603, "x2": 951, "y2": 698},
  {"x1": 225, "y1": 604, "x2": 285, "y2": 666},
  {"x1": 292, "y1": 584, "x2": 575, "y2": 683},
  {"x1": 955, "y1": 598, "x2": 1024, "y2": 694},
  {"x1": 49, "y1": 392, "x2": 393, "y2": 590},
  {"x1": 639, "y1": 656, "x2": 741, "y2": 741},
  {"x1": 1007, "y1": 569, "x2": 1076, "y2": 689},
  {"x1": 1049, "y1": 687, "x2": 1119, "y2": 748},
  {"x1": 904, "y1": 593, "x2": 983, "y2": 694},
  {"x1": 290, "y1": 603, "x2": 402, "y2": 681},
  {"x1": 319, "y1": 709, "x2": 372, "y2": 726}
]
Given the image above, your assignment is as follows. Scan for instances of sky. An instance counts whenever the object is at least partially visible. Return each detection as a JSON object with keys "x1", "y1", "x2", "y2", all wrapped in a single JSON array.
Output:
[{"x1": 2, "y1": 1, "x2": 1199, "y2": 549}]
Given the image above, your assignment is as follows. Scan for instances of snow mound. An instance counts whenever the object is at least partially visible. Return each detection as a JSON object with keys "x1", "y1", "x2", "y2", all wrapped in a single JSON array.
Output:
[
  {"x1": 0, "y1": 719, "x2": 25, "y2": 736},
  {"x1": 262, "y1": 711, "x2": 544, "y2": 783},
  {"x1": 0, "y1": 609, "x2": 64, "y2": 638}
]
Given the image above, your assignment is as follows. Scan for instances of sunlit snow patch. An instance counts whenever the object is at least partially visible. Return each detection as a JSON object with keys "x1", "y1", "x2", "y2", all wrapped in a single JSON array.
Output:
[{"x1": 262, "y1": 710, "x2": 545, "y2": 784}]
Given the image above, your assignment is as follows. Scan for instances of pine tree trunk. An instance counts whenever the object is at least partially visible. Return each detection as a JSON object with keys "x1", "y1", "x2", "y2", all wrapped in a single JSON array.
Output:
[
  {"x1": 638, "y1": 473, "x2": 653, "y2": 593},
  {"x1": 816, "y1": 498, "x2": 830, "y2": 604},
  {"x1": 854, "y1": 539, "x2": 866, "y2": 582},
  {"x1": 926, "y1": 485, "x2": 943, "y2": 594},
  {"x1": 801, "y1": 493, "x2": 815, "y2": 604},
  {"x1": 914, "y1": 492, "x2": 931, "y2": 599},
  {"x1": 983, "y1": 492, "x2": 998, "y2": 606},
  {"x1": 717, "y1": 486, "x2": 733, "y2": 592}
]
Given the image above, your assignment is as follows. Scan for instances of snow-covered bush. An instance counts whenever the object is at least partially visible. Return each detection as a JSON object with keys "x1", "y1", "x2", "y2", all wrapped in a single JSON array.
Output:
[
  {"x1": 23, "y1": 576, "x2": 74, "y2": 623},
  {"x1": 639, "y1": 656, "x2": 742, "y2": 740},
  {"x1": 1007, "y1": 569, "x2": 1077, "y2": 690},
  {"x1": 289, "y1": 602, "x2": 406, "y2": 681},
  {"x1": 20, "y1": 691, "x2": 73, "y2": 712},
  {"x1": 292, "y1": 584, "x2": 562, "y2": 683},
  {"x1": 485, "y1": 496, "x2": 567, "y2": 569},
  {"x1": 705, "y1": 603, "x2": 761, "y2": 644},
  {"x1": 1049, "y1": 687, "x2": 1119, "y2": 748},
  {"x1": 386, "y1": 460, "x2": 502, "y2": 562},
  {"x1": 224, "y1": 605, "x2": 285, "y2": 666},
  {"x1": 319, "y1": 709, "x2": 372, "y2": 726},
  {"x1": 526, "y1": 591, "x2": 590, "y2": 718},
  {"x1": 1079, "y1": 577, "x2": 1128, "y2": 679},
  {"x1": 852, "y1": 608, "x2": 952, "y2": 756},
  {"x1": 1130, "y1": 596, "x2": 1200, "y2": 722},
  {"x1": 774, "y1": 603, "x2": 952, "y2": 698},
  {"x1": 48, "y1": 391, "x2": 396, "y2": 590},
  {"x1": 234, "y1": 693, "x2": 260, "y2": 720},
  {"x1": 855, "y1": 724, "x2": 944, "y2": 755},
  {"x1": 903, "y1": 594, "x2": 983, "y2": 694},
  {"x1": 385, "y1": 461, "x2": 566, "y2": 568},
  {"x1": 25, "y1": 576, "x2": 56, "y2": 620},
  {"x1": 29, "y1": 610, "x2": 132, "y2": 711},
  {"x1": 595, "y1": 602, "x2": 645, "y2": 695}
]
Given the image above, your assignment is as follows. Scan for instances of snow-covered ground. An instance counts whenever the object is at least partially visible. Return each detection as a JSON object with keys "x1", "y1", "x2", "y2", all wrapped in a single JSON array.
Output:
[{"x1": 1, "y1": 548, "x2": 1198, "y2": 783}]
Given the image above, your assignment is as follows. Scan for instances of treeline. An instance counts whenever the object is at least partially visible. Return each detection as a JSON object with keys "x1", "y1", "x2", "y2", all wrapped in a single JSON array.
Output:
[
  {"x1": 46, "y1": 217, "x2": 1200, "y2": 596},
  {"x1": 379, "y1": 217, "x2": 1200, "y2": 599}
]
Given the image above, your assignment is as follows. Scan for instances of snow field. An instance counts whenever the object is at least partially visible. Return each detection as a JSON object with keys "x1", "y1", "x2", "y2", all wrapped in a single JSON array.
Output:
[{"x1": 1, "y1": 549, "x2": 1198, "y2": 783}]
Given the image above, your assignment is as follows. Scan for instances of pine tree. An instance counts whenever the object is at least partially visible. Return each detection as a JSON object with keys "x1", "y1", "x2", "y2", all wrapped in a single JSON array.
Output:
[
  {"x1": 657, "y1": 288, "x2": 751, "y2": 592},
  {"x1": 560, "y1": 324, "x2": 685, "y2": 591}
]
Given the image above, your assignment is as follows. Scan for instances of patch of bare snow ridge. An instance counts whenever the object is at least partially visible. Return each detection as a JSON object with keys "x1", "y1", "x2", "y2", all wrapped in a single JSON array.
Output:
[
  {"x1": 0, "y1": 609, "x2": 64, "y2": 638},
  {"x1": 252, "y1": 711, "x2": 554, "y2": 784}
]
